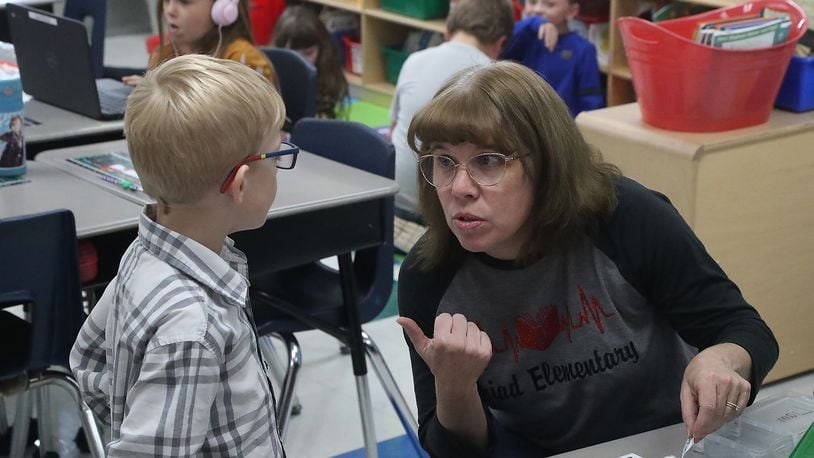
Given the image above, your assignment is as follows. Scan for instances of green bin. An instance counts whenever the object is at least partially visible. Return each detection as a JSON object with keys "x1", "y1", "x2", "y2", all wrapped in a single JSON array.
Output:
[
  {"x1": 383, "y1": 46, "x2": 410, "y2": 85},
  {"x1": 380, "y1": 0, "x2": 449, "y2": 20}
]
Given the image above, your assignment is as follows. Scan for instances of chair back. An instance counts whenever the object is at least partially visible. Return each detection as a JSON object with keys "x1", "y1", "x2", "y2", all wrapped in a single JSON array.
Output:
[
  {"x1": 291, "y1": 119, "x2": 395, "y2": 322},
  {"x1": 262, "y1": 47, "x2": 317, "y2": 128},
  {"x1": 64, "y1": 0, "x2": 107, "y2": 78},
  {"x1": 0, "y1": 210, "x2": 85, "y2": 376}
]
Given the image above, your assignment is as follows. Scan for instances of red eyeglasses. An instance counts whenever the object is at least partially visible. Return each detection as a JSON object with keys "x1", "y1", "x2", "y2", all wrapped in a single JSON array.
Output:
[{"x1": 220, "y1": 141, "x2": 299, "y2": 193}]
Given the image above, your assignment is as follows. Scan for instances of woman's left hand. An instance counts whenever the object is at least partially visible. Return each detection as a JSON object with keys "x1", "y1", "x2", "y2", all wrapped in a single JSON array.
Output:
[{"x1": 680, "y1": 343, "x2": 752, "y2": 442}]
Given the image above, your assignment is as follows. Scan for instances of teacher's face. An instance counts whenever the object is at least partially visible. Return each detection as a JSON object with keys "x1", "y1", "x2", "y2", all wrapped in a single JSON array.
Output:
[{"x1": 432, "y1": 142, "x2": 534, "y2": 260}]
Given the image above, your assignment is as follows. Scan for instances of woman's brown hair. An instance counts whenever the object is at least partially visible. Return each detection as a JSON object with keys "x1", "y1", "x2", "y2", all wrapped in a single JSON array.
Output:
[
  {"x1": 407, "y1": 61, "x2": 620, "y2": 268},
  {"x1": 272, "y1": 5, "x2": 349, "y2": 119}
]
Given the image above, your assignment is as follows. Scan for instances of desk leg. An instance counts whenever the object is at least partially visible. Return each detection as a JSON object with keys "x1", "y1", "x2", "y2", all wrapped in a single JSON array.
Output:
[{"x1": 338, "y1": 252, "x2": 378, "y2": 458}]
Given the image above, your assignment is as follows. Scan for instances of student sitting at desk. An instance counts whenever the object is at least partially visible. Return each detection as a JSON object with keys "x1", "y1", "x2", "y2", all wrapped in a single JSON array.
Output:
[
  {"x1": 396, "y1": 61, "x2": 778, "y2": 456},
  {"x1": 501, "y1": 0, "x2": 604, "y2": 117},
  {"x1": 70, "y1": 55, "x2": 295, "y2": 456},
  {"x1": 123, "y1": 0, "x2": 278, "y2": 88}
]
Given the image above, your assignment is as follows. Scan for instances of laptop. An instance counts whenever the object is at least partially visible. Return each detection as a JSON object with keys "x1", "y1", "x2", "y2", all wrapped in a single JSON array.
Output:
[{"x1": 7, "y1": 3, "x2": 133, "y2": 120}]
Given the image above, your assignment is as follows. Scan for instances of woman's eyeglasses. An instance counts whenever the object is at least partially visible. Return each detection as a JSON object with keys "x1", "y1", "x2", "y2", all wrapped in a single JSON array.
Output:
[
  {"x1": 418, "y1": 152, "x2": 520, "y2": 188},
  {"x1": 220, "y1": 141, "x2": 299, "y2": 193}
]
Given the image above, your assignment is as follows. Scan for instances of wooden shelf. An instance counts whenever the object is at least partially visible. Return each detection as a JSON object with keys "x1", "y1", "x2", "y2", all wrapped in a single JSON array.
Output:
[
  {"x1": 345, "y1": 71, "x2": 363, "y2": 87},
  {"x1": 303, "y1": 0, "x2": 446, "y2": 103},
  {"x1": 611, "y1": 66, "x2": 632, "y2": 80},
  {"x1": 304, "y1": 0, "x2": 362, "y2": 13},
  {"x1": 364, "y1": 81, "x2": 396, "y2": 96},
  {"x1": 365, "y1": 8, "x2": 446, "y2": 33}
]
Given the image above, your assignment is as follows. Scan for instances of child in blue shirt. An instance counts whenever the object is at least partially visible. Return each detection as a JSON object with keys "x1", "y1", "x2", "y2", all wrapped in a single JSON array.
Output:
[{"x1": 503, "y1": 0, "x2": 605, "y2": 116}]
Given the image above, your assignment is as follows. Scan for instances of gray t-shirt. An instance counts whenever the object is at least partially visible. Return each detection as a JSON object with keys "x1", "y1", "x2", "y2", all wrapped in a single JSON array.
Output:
[
  {"x1": 398, "y1": 177, "x2": 779, "y2": 456},
  {"x1": 390, "y1": 41, "x2": 491, "y2": 215}
]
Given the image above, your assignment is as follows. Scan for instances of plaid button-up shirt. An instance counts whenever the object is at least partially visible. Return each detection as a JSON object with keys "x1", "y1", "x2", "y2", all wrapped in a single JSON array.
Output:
[{"x1": 70, "y1": 206, "x2": 284, "y2": 457}]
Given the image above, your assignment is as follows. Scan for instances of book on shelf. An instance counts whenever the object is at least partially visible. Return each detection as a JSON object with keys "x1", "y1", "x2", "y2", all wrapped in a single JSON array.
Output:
[{"x1": 694, "y1": 8, "x2": 792, "y2": 50}]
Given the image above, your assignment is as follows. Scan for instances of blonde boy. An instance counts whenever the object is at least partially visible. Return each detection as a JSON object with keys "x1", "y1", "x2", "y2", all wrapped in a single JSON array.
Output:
[{"x1": 70, "y1": 54, "x2": 294, "y2": 456}]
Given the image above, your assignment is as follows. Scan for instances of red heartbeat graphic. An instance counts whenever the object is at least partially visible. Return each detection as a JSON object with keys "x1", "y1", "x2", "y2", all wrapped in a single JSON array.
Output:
[{"x1": 493, "y1": 286, "x2": 617, "y2": 363}]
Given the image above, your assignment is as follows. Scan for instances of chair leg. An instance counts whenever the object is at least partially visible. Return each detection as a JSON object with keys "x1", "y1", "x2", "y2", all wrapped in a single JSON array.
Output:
[
  {"x1": 361, "y1": 330, "x2": 425, "y2": 457},
  {"x1": 259, "y1": 333, "x2": 301, "y2": 441},
  {"x1": 10, "y1": 391, "x2": 31, "y2": 458},
  {"x1": 0, "y1": 396, "x2": 8, "y2": 435},
  {"x1": 353, "y1": 373, "x2": 378, "y2": 458},
  {"x1": 28, "y1": 372, "x2": 106, "y2": 458},
  {"x1": 36, "y1": 386, "x2": 58, "y2": 454},
  {"x1": 337, "y1": 252, "x2": 379, "y2": 458},
  {"x1": 260, "y1": 334, "x2": 302, "y2": 415}
]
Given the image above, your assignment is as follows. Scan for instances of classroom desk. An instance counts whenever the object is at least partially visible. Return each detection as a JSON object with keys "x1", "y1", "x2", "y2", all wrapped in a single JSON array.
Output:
[
  {"x1": 576, "y1": 103, "x2": 814, "y2": 382},
  {"x1": 24, "y1": 99, "x2": 126, "y2": 159},
  {"x1": 36, "y1": 139, "x2": 399, "y2": 276},
  {"x1": 0, "y1": 160, "x2": 140, "y2": 237},
  {"x1": 550, "y1": 373, "x2": 814, "y2": 458}
]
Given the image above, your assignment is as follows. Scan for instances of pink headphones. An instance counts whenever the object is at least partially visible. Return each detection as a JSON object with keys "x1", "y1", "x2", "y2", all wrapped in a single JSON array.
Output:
[{"x1": 211, "y1": 0, "x2": 239, "y2": 27}]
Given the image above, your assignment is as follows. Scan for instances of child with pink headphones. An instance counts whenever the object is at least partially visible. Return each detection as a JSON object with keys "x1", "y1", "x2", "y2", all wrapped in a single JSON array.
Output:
[{"x1": 123, "y1": 0, "x2": 278, "y2": 88}]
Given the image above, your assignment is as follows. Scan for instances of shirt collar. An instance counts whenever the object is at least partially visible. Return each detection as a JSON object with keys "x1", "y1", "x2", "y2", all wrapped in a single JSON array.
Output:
[{"x1": 137, "y1": 205, "x2": 249, "y2": 308}]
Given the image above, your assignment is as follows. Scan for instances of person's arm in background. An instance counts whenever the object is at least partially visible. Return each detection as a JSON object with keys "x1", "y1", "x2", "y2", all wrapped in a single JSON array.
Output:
[
  {"x1": 502, "y1": 16, "x2": 560, "y2": 59},
  {"x1": 603, "y1": 180, "x2": 778, "y2": 443},
  {"x1": 575, "y1": 41, "x2": 605, "y2": 113},
  {"x1": 397, "y1": 250, "x2": 495, "y2": 457},
  {"x1": 501, "y1": 16, "x2": 545, "y2": 61}
]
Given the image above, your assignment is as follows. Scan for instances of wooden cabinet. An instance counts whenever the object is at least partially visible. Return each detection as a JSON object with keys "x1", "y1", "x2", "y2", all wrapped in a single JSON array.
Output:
[
  {"x1": 576, "y1": 103, "x2": 814, "y2": 382},
  {"x1": 303, "y1": 0, "x2": 445, "y2": 103},
  {"x1": 606, "y1": 0, "x2": 742, "y2": 105}
]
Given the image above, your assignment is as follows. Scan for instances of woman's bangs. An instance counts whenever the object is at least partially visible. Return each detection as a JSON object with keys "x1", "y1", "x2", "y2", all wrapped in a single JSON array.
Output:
[{"x1": 412, "y1": 89, "x2": 512, "y2": 154}]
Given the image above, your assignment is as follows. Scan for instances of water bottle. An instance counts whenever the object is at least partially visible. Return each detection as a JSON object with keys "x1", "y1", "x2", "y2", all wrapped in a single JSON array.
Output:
[{"x1": 0, "y1": 64, "x2": 25, "y2": 177}]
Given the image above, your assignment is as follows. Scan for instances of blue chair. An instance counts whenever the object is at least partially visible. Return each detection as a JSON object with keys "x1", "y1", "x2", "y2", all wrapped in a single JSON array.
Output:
[
  {"x1": 63, "y1": 0, "x2": 106, "y2": 79},
  {"x1": 261, "y1": 47, "x2": 317, "y2": 130},
  {"x1": 63, "y1": 0, "x2": 145, "y2": 81},
  {"x1": 250, "y1": 119, "x2": 422, "y2": 456},
  {"x1": 0, "y1": 210, "x2": 105, "y2": 457}
]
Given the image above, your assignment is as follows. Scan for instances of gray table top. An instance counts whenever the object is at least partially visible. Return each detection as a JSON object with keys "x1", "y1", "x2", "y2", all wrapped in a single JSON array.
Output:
[
  {"x1": 24, "y1": 99, "x2": 125, "y2": 144},
  {"x1": 0, "y1": 161, "x2": 141, "y2": 237},
  {"x1": 32, "y1": 139, "x2": 399, "y2": 231}
]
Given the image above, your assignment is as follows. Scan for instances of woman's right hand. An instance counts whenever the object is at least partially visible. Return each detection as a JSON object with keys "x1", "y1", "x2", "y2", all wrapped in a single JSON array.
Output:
[
  {"x1": 397, "y1": 313, "x2": 492, "y2": 386},
  {"x1": 122, "y1": 75, "x2": 144, "y2": 86}
]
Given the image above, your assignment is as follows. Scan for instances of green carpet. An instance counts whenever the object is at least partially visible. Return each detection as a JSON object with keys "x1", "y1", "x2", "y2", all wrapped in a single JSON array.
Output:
[{"x1": 346, "y1": 99, "x2": 391, "y2": 128}]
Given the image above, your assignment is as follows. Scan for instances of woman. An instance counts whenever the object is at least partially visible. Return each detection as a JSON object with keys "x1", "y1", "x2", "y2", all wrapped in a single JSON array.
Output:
[{"x1": 396, "y1": 61, "x2": 778, "y2": 456}]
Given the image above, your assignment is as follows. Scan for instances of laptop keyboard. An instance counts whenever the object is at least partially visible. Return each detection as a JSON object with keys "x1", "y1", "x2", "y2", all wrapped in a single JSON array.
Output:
[
  {"x1": 96, "y1": 79, "x2": 133, "y2": 116},
  {"x1": 98, "y1": 90, "x2": 129, "y2": 115}
]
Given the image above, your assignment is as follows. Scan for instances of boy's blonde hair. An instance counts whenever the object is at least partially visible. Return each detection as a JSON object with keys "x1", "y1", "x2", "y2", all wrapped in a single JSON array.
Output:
[
  {"x1": 125, "y1": 54, "x2": 285, "y2": 204},
  {"x1": 408, "y1": 61, "x2": 619, "y2": 267}
]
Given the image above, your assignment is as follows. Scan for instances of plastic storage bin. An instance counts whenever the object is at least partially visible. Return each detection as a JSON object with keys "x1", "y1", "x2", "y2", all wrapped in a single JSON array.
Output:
[
  {"x1": 775, "y1": 55, "x2": 814, "y2": 112},
  {"x1": 740, "y1": 395, "x2": 814, "y2": 444},
  {"x1": 383, "y1": 46, "x2": 410, "y2": 84},
  {"x1": 700, "y1": 395, "x2": 814, "y2": 457},
  {"x1": 617, "y1": 0, "x2": 808, "y2": 132},
  {"x1": 341, "y1": 35, "x2": 363, "y2": 75},
  {"x1": 380, "y1": 0, "x2": 449, "y2": 20},
  {"x1": 702, "y1": 420, "x2": 795, "y2": 457}
]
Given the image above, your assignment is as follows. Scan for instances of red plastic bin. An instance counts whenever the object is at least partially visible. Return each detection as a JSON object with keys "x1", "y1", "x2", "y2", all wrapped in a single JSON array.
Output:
[{"x1": 617, "y1": 0, "x2": 808, "y2": 132}]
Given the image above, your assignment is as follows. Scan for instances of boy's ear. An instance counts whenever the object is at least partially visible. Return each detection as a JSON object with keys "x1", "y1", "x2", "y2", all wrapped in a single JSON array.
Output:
[{"x1": 224, "y1": 164, "x2": 250, "y2": 203}]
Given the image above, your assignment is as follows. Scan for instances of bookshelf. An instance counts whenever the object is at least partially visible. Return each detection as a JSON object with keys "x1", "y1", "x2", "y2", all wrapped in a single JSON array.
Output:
[
  {"x1": 606, "y1": 0, "x2": 744, "y2": 105},
  {"x1": 303, "y1": 0, "x2": 446, "y2": 101}
]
